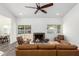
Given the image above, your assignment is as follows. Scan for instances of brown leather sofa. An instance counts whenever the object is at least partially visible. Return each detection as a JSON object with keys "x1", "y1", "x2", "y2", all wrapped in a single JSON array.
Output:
[{"x1": 16, "y1": 43, "x2": 79, "y2": 56}]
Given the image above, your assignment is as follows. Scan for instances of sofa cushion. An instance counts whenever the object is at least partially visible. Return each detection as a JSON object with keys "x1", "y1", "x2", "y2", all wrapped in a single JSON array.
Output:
[
  {"x1": 59, "y1": 40, "x2": 71, "y2": 45},
  {"x1": 56, "y1": 44, "x2": 77, "y2": 50},
  {"x1": 16, "y1": 44, "x2": 37, "y2": 50},
  {"x1": 57, "y1": 50, "x2": 77, "y2": 56},
  {"x1": 38, "y1": 44, "x2": 56, "y2": 50}
]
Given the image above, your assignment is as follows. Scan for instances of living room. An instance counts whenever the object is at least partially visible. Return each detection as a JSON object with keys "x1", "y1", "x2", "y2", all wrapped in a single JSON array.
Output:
[{"x1": 0, "y1": 2, "x2": 79, "y2": 56}]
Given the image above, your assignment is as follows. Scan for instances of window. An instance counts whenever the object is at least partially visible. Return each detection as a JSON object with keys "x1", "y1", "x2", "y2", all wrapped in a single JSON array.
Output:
[
  {"x1": 18, "y1": 25, "x2": 31, "y2": 34},
  {"x1": 47, "y1": 24, "x2": 62, "y2": 34}
]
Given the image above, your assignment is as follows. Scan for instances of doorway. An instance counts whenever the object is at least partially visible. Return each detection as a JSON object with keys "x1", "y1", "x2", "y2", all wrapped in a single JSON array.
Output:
[{"x1": 0, "y1": 15, "x2": 11, "y2": 44}]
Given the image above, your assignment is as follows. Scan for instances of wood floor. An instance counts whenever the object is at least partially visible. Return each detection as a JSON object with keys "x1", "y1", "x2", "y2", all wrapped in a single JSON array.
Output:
[{"x1": 0, "y1": 42, "x2": 16, "y2": 56}]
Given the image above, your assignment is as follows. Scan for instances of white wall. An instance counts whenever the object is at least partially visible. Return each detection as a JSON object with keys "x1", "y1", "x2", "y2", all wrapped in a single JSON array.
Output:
[
  {"x1": 63, "y1": 4, "x2": 79, "y2": 47},
  {"x1": 0, "y1": 4, "x2": 17, "y2": 44},
  {"x1": 10, "y1": 17, "x2": 17, "y2": 44},
  {"x1": 17, "y1": 18, "x2": 63, "y2": 40}
]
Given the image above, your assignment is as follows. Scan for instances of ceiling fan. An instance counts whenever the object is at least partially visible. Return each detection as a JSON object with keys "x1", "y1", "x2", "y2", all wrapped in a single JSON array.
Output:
[{"x1": 25, "y1": 3, "x2": 53, "y2": 14}]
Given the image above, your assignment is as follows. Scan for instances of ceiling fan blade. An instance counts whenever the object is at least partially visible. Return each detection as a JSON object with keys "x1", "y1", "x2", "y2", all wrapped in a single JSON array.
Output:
[
  {"x1": 40, "y1": 10, "x2": 47, "y2": 13},
  {"x1": 34, "y1": 10, "x2": 39, "y2": 14},
  {"x1": 40, "y1": 3, "x2": 53, "y2": 9},
  {"x1": 36, "y1": 3, "x2": 40, "y2": 8},
  {"x1": 25, "y1": 6, "x2": 37, "y2": 9},
  {"x1": 36, "y1": 3, "x2": 39, "y2": 8},
  {"x1": 37, "y1": 3, "x2": 40, "y2": 7}
]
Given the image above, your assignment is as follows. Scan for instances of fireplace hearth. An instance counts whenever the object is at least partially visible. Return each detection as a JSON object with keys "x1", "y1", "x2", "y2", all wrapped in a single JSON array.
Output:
[{"x1": 33, "y1": 33, "x2": 45, "y2": 43}]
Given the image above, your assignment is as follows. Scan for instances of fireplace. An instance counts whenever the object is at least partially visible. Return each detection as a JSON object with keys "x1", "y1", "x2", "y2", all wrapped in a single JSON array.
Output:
[{"x1": 33, "y1": 33, "x2": 45, "y2": 43}]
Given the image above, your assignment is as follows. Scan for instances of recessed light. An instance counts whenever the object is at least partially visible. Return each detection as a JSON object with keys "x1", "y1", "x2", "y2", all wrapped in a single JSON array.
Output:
[
  {"x1": 19, "y1": 13, "x2": 23, "y2": 15},
  {"x1": 56, "y1": 13, "x2": 60, "y2": 16}
]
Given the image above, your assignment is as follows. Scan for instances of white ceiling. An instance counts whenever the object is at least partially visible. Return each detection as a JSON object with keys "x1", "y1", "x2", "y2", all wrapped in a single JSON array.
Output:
[{"x1": 1, "y1": 3, "x2": 76, "y2": 18}]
